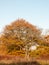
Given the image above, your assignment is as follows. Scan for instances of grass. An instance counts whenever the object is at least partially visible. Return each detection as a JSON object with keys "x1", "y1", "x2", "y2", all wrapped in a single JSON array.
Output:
[
  {"x1": 0, "y1": 60, "x2": 49, "y2": 65},
  {"x1": 0, "y1": 61, "x2": 41, "y2": 65}
]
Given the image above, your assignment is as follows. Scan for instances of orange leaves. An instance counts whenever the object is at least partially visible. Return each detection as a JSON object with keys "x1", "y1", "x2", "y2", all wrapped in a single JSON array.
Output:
[
  {"x1": 8, "y1": 50, "x2": 25, "y2": 56},
  {"x1": 45, "y1": 35, "x2": 49, "y2": 44},
  {"x1": 0, "y1": 19, "x2": 49, "y2": 56},
  {"x1": 4, "y1": 25, "x2": 14, "y2": 31},
  {"x1": 30, "y1": 46, "x2": 49, "y2": 59},
  {"x1": 0, "y1": 19, "x2": 41, "y2": 56}
]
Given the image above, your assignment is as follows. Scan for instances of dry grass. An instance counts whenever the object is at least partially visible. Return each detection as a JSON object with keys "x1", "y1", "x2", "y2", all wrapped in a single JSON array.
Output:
[
  {"x1": 0, "y1": 61, "x2": 41, "y2": 65},
  {"x1": 0, "y1": 55, "x2": 49, "y2": 65}
]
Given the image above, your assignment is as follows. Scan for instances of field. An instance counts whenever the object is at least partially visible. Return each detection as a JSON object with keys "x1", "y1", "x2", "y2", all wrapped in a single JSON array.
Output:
[
  {"x1": 0, "y1": 61, "x2": 41, "y2": 65},
  {"x1": 0, "y1": 55, "x2": 49, "y2": 65},
  {"x1": 0, "y1": 61, "x2": 49, "y2": 65}
]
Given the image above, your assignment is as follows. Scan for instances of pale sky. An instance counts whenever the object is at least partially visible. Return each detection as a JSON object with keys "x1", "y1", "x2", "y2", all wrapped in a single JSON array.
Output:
[{"x1": 0, "y1": 0, "x2": 49, "y2": 32}]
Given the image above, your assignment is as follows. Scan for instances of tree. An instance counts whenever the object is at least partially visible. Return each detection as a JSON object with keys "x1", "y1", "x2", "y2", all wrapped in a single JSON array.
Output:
[
  {"x1": 44, "y1": 35, "x2": 49, "y2": 46},
  {"x1": 0, "y1": 19, "x2": 42, "y2": 59}
]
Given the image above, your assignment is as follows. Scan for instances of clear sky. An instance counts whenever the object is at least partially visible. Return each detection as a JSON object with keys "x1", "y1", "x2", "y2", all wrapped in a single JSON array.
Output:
[{"x1": 0, "y1": 0, "x2": 49, "y2": 32}]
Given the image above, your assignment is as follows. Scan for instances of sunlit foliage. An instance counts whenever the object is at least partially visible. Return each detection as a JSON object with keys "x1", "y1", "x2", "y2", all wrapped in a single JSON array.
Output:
[{"x1": 0, "y1": 19, "x2": 49, "y2": 60}]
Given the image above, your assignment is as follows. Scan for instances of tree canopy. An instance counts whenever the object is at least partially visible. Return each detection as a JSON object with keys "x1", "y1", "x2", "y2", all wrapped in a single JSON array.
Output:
[{"x1": 0, "y1": 19, "x2": 49, "y2": 59}]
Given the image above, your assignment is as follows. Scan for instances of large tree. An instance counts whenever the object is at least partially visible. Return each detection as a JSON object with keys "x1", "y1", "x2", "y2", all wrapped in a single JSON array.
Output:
[{"x1": 0, "y1": 19, "x2": 42, "y2": 57}]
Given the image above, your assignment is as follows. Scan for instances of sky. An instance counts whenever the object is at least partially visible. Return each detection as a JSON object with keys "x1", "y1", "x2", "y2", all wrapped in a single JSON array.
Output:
[{"x1": 0, "y1": 0, "x2": 49, "y2": 33}]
